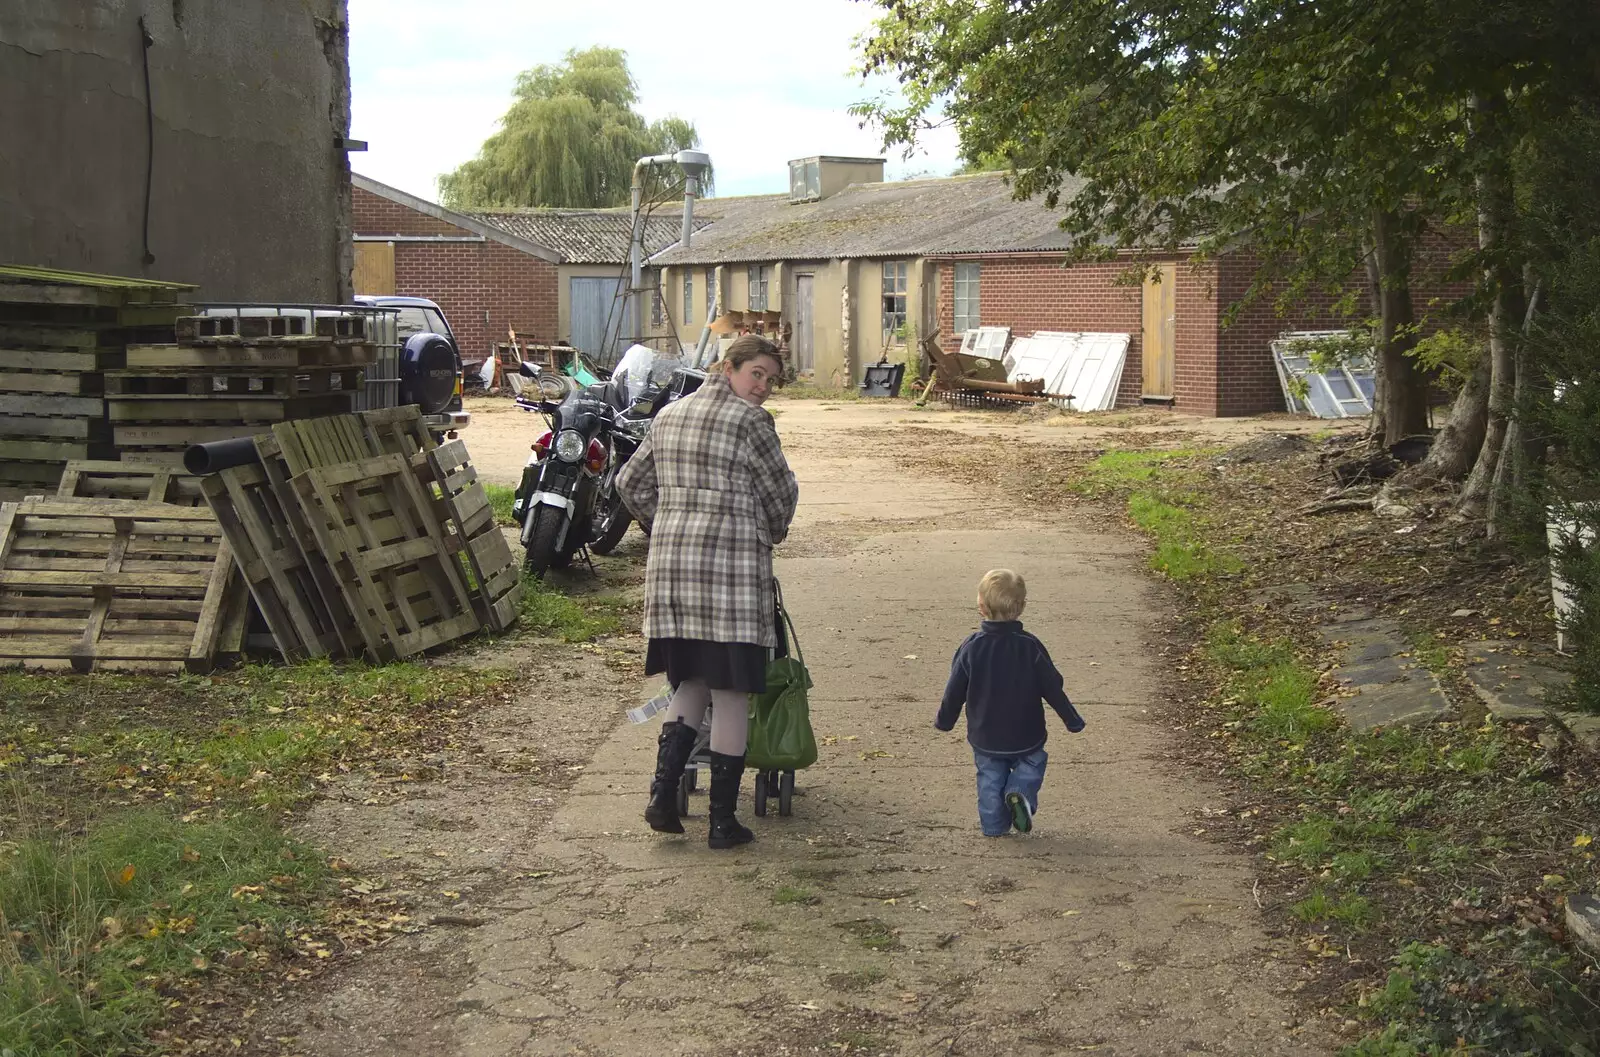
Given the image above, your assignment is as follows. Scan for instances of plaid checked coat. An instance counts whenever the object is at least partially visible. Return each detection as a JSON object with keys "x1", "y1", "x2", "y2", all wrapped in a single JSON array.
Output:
[{"x1": 615, "y1": 372, "x2": 799, "y2": 648}]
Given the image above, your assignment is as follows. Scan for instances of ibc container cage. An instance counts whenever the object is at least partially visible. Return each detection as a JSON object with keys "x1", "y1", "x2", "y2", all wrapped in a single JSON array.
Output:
[{"x1": 195, "y1": 303, "x2": 400, "y2": 412}]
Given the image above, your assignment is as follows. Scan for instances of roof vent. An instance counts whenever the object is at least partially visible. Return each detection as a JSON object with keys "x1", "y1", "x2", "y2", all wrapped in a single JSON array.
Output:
[{"x1": 787, "y1": 156, "x2": 885, "y2": 204}]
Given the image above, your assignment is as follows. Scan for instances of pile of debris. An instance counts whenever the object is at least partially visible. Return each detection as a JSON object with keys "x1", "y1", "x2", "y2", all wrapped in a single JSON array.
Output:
[
  {"x1": 0, "y1": 407, "x2": 523, "y2": 672},
  {"x1": 919, "y1": 327, "x2": 1129, "y2": 411}
]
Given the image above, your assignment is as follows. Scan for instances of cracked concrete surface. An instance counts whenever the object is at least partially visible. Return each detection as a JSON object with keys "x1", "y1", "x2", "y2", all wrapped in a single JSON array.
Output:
[{"x1": 258, "y1": 400, "x2": 1330, "y2": 1057}]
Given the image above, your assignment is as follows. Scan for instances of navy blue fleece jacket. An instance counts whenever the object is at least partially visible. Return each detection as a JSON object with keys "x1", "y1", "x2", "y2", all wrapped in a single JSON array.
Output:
[{"x1": 935, "y1": 620, "x2": 1085, "y2": 756}]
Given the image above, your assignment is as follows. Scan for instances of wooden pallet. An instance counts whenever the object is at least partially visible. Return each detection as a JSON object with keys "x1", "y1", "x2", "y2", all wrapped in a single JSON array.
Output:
[
  {"x1": 271, "y1": 409, "x2": 516, "y2": 631},
  {"x1": 105, "y1": 365, "x2": 365, "y2": 398},
  {"x1": 290, "y1": 453, "x2": 480, "y2": 661},
  {"x1": 106, "y1": 393, "x2": 357, "y2": 424},
  {"x1": 201, "y1": 452, "x2": 357, "y2": 662},
  {"x1": 426, "y1": 440, "x2": 523, "y2": 632},
  {"x1": 126, "y1": 341, "x2": 376, "y2": 371},
  {"x1": 0, "y1": 497, "x2": 235, "y2": 672},
  {"x1": 57, "y1": 460, "x2": 207, "y2": 505}
]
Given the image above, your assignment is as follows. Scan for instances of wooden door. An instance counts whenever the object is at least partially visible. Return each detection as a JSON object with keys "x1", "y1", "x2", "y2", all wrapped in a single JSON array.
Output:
[
  {"x1": 1141, "y1": 263, "x2": 1176, "y2": 400},
  {"x1": 792, "y1": 273, "x2": 815, "y2": 373},
  {"x1": 353, "y1": 241, "x2": 395, "y2": 296}
]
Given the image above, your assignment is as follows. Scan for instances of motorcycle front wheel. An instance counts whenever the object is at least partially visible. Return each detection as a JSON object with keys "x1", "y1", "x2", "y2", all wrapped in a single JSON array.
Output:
[
  {"x1": 587, "y1": 490, "x2": 632, "y2": 555},
  {"x1": 522, "y1": 505, "x2": 568, "y2": 577}
]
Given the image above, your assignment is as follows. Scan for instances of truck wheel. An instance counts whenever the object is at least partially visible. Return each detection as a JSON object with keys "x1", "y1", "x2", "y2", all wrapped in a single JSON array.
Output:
[{"x1": 522, "y1": 506, "x2": 566, "y2": 578}]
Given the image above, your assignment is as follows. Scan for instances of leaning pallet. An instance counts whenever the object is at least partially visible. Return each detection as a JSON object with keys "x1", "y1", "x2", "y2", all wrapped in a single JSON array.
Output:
[
  {"x1": 425, "y1": 440, "x2": 523, "y2": 632},
  {"x1": 289, "y1": 453, "x2": 480, "y2": 662},
  {"x1": 271, "y1": 408, "x2": 523, "y2": 632},
  {"x1": 200, "y1": 449, "x2": 359, "y2": 662},
  {"x1": 0, "y1": 497, "x2": 235, "y2": 672}
]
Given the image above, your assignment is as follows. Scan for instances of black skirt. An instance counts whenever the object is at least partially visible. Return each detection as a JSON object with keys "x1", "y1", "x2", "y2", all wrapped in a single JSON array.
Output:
[{"x1": 646, "y1": 638, "x2": 769, "y2": 694}]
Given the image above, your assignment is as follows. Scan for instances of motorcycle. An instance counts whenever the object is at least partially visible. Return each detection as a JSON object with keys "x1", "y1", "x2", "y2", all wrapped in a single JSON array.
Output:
[
  {"x1": 587, "y1": 345, "x2": 706, "y2": 556},
  {"x1": 511, "y1": 366, "x2": 617, "y2": 576}
]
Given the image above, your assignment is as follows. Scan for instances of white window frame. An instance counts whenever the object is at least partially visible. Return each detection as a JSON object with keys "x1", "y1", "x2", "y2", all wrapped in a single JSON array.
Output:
[
  {"x1": 748, "y1": 264, "x2": 770, "y2": 312},
  {"x1": 953, "y1": 262, "x2": 981, "y2": 334},
  {"x1": 682, "y1": 269, "x2": 693, "y2": 325},
  {"x1": 881, "y1": 260, "x2": 909, "y2": 345}
]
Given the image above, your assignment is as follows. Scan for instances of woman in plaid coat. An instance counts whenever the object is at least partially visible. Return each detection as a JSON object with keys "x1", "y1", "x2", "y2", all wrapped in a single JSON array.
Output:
[{"x1": 616, "y1": 335, "x2": 799, "y2": 848}]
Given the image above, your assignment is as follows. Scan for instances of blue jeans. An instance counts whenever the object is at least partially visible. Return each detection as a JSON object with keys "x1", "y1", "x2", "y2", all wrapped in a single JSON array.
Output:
[{"x1": 973, "y1": 747, "x2": 1048, "y2": 836}]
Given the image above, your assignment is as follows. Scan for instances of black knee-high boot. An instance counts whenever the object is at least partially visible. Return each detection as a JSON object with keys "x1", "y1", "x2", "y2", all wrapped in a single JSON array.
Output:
[
  {"x1": 645, "y1": 719, "x2": 698, "y2": 834},
  {"x1": 707, "y1": 751, "x2": 754, "y2": 849}
]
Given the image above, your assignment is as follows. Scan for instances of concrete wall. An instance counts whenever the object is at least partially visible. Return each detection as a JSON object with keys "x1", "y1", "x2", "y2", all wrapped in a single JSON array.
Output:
[
  {"x1": 353, "y1": 185, "x2": 558, "y2": 363},
  {"x1": 2, "y1": 1, "x2": 353, "y2": 303}
]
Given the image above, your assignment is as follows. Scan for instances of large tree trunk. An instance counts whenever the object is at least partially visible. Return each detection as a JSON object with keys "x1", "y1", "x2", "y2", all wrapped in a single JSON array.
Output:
[
  {"x1": 1459, "y1": 98, "x2": 1523, "y2": 519},
  {"x1": 1365, "y1": 208, "x2": 1429, "y2": 446},
  {"x1": 1407, "y1": 344, "x2": 1491, "y2": 482}
]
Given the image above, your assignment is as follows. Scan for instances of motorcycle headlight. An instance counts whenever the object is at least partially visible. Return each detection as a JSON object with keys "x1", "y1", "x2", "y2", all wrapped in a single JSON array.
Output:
[{"x1": 554, "y1": 430, "x2": 586, "y2": 463}]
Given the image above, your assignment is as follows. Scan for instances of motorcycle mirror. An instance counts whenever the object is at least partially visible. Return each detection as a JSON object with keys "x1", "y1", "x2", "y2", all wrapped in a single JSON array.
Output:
[{"x1": 518, "y1": 361, "x2": 540, "y2": 378}]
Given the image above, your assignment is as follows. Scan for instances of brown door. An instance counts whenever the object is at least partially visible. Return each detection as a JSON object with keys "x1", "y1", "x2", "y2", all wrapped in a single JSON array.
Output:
[
  {"x1": 792, "y1": 273, "x2": 815, "y2": 373},
  {"x1": 1141, "y1": 263, "x2": 1176, "y2": 400},
  {"x1": 354, "y1": 241, "x2": 396, "y2": 295}
]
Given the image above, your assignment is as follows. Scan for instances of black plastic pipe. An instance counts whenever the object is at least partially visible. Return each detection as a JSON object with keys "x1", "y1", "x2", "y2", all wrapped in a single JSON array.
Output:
[{"x1": 184, "y1": 437, "x2": 260, "y2": 476}]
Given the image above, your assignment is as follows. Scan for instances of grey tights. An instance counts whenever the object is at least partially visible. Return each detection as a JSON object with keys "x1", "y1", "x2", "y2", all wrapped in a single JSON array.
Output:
[{"x1": 664, "y1": 679, "x2": 750, "y2": 755}]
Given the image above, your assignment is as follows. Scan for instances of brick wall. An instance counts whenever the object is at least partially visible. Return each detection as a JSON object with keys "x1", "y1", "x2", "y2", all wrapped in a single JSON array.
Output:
[
  {"x1": 938, "y1": 240, "x2": 1473, "y2": 418},
  {"x1": 935, "y1": 255, "x2": 1222, "y2": 413},
  {"x1": 1214, "y1": 241, "x2": 1473, "y2": 416},
  {"x1": 353, "y1": 185, "x2": 558, "y2": 362},
  {"x1": 354, "y1": 186, "x2": 471, "y2": 237}
]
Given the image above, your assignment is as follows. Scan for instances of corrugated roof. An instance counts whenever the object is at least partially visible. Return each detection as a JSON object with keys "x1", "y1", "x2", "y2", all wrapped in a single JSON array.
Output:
[
  {"x1": 468, "y1": 209, "x2": 713, "y2": 265},
  {"x1": 651, "y1": 172, "x2": 1094, "y2": 266}
]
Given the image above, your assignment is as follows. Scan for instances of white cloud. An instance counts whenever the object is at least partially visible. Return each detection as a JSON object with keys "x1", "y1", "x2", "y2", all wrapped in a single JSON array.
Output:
[{"x1": 347, "y1": 0, "x2": 959, "y2": 202}]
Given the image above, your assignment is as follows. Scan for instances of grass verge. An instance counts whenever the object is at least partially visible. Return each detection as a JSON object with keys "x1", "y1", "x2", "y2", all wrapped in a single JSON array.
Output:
[
  {"x1": 1, "y1": 807, "x2": 334, "y2": 1055},
  {"x1": 0, "y1": 659, "x2": 518, "y2": 1054},
  {"x1": 517, "y1": 576, "x2": 625, "y2": 642}
]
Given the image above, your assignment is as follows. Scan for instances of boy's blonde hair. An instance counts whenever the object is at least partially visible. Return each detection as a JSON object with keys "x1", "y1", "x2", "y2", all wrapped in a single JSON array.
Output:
[{"x1": 977, "y1": 569, "x2": 1026, "y2": 621}]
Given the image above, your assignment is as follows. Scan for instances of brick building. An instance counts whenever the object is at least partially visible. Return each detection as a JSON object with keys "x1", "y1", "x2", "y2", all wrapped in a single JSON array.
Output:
[
  {"x1": 352, "y1": 174, "x2": 560, "y2": 368},
  {"x1": 353, "y1": 174, "x2": 695, "y2": 369},
  {"x1": 655, "y1": 159, "x2": 1462, "y2": 415}
]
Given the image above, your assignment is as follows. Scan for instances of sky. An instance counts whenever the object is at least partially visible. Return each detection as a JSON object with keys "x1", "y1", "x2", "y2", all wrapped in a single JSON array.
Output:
[{"x1": 347, "y1": 0, "x2": 962, "y2": 204}]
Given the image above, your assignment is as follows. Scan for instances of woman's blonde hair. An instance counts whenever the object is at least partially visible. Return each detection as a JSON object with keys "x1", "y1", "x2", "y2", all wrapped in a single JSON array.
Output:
[
  {"x1": 716, "y1": 334, "x2": 784, "y2": 377},
  {"x1": 978, "y1": 569, "x2": 1026, "y2": 621}
]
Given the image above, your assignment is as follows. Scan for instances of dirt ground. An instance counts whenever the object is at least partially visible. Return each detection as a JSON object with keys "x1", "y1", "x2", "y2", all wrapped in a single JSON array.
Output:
[{"x1": 253, "y1": 396, "x2": 1354, "y2": 1057}]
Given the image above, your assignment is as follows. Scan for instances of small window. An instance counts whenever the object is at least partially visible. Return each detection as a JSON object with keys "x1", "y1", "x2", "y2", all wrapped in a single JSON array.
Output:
[
  {"x1": 881, "y1": 261, "x2": 909, "y2": 344},
  {"x1": 683, "y1": 269, "x2": 693, "y2": 325},
  {"x1": 707, "y1": 267, "x2": 717, "y2": 319},
  {"x1": 748, "y1": 264, "x2": 770, "y2": 312},
  {"x1": 651, "y1": 272, "x2": 664, "y2": 328},
  {"x1": 953, "y1": 262, "x2": 981, "y2": 334}
]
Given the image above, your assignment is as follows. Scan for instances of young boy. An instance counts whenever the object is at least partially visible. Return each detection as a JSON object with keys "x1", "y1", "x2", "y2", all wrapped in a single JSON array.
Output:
[{"x1": 935, "y1": 569, "x2": 1085, "y2": 836}]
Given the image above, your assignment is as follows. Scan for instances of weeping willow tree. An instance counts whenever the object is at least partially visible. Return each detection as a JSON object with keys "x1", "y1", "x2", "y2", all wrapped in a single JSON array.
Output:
[{"x1": 439, "y1": 47, "x2": 703, "y2": 209}]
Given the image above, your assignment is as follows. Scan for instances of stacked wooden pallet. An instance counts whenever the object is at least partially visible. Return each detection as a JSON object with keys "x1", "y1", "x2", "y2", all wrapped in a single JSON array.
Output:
[
  {"x1": 0, "y1": 266, "x2": 195, "y2": 493},
  {"x1": 110, "y1": 314, "x2": 374, "y2": 463},
  {"x1": 201, "y1": 406, "x2": 523, "y2": 663},
  {"x1": 0, "y1": 461, "x2": 249, "y2": 673}
]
